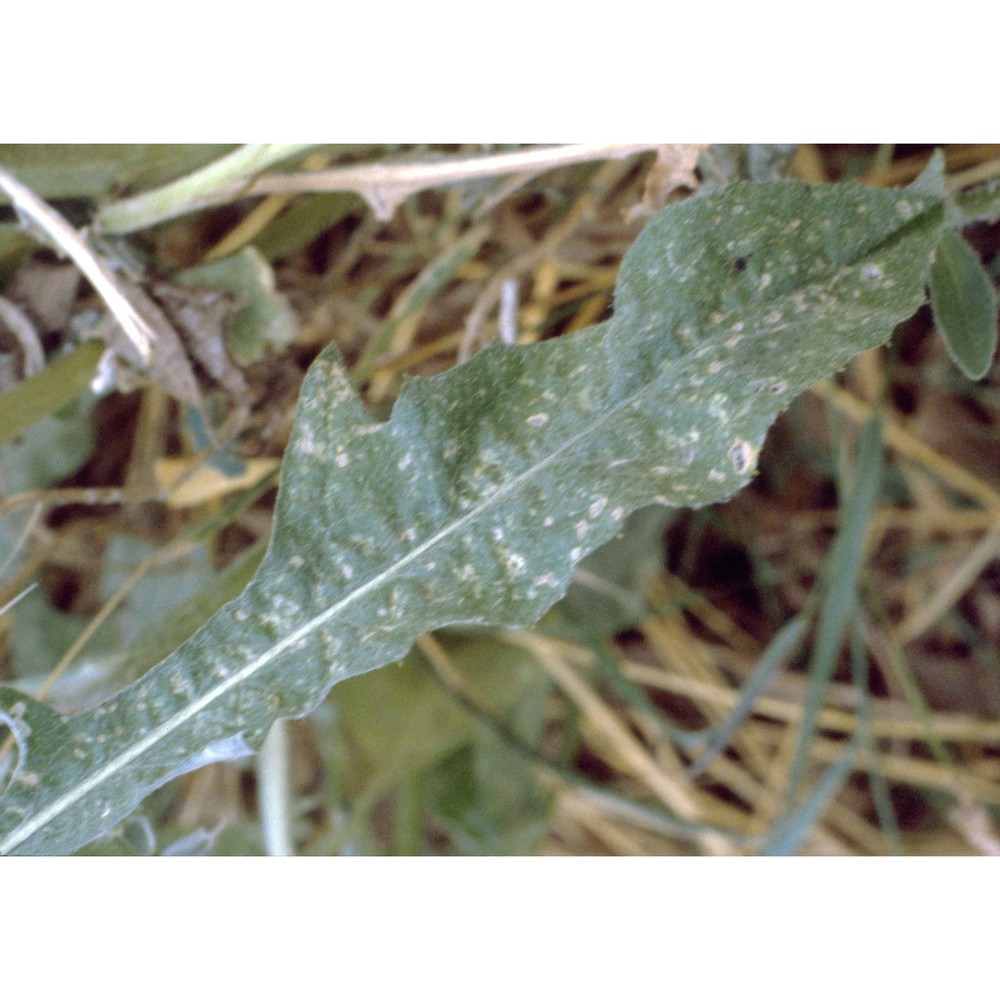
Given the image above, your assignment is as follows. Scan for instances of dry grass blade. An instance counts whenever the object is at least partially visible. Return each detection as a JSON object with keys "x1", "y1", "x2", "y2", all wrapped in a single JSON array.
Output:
[
  {"x1": 94, "y1": 144, "x2": 667, "y2": 230},
  {"x1": 0, "y1": 168, "x2": 154, "y2": 362}
]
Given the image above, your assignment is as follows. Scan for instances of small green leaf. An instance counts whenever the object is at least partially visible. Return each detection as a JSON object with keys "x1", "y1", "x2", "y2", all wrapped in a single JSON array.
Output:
[
  {"x1": 176, "y1": 248, "x2": 297, "y2": 365},
  {"x1": 929, "y1": 229, "x2": 998, "y2": 380},
  {"x1": 424, "y1": 736, "x2": 553, "y2": 855},
  {"x1": 0, "y1": 341, "x2": 103, "y2": 448}
]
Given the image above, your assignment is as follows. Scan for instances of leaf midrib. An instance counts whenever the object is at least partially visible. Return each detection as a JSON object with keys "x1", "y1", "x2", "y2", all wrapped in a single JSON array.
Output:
[
  {"x1": 1, "y1": 219, "x2": 925, "y2": 853},
  {"x1": 2, "y1": 328, "x2": 695, "y2": 853}
]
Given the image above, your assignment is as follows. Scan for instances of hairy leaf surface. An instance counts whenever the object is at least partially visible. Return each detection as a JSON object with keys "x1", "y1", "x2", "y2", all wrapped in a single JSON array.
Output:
[
  {"x1": 929, "y1": 228, "x2": 998, "y2": 380},
  {"x1": 0, "y1": 174, "x2": 945, "y2": 854}
]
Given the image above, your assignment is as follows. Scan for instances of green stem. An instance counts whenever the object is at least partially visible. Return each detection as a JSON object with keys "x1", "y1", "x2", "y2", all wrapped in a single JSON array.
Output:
[
  {"x1": 95, "y1": 144, "x2": 316, "y2": 234},
  {"x1": 394, "y1": 772, "x2": 423, "y2": 856},
  {"x1": 258, "y1": 720, "x2": 294, "y2": 856}
]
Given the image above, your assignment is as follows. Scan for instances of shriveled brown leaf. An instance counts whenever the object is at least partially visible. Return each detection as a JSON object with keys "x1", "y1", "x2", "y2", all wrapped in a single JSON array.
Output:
[
  {"x1": 8, "y1": 260, "x2": 81, "y2": 334},
  {"x1": 150, "y1": 281, "x2": 248, "y2": 399},
  {"x1": 89, "y1": 280, "x2": 203, "y2": 409},
  {"x1": 625, "y1": 143, "x2": 706, "y2": 222}
]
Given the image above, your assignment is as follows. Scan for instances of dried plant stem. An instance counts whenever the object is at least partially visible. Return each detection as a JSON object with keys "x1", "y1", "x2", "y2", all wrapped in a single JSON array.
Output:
[
  {"x1": 507, "y1": 631, "x2": 740, "y2": 856},
  {"x1": 0, "y1": 169, "x2": 154, "y2": 362},
  {"x1": 895, "y1": 527, "x2": 1000, "y2": 643},
  {"x1": 97, "y1": 144, "x2": 661, "y2": 234},
  {"x1": 258, "y1": 720, "x2": 294, "y2": 856}
]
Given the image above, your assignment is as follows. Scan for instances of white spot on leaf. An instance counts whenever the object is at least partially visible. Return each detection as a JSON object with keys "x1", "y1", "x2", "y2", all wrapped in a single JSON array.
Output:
[
  {"x1": 505, "y1": 552, "x2": 526, "y2": 575},
  {"x1": 728, "y1": 438, "x2": 758, "y2": 475}
]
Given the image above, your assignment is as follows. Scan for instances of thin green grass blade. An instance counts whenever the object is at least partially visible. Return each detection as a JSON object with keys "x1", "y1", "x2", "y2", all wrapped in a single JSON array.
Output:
[
  {"x1": 786, "y1": 417, "x2": 884, "y2": 803},
  {"x1": 253, "y1": 192, "x2": 360, "y2": 261},
  {"x1": 866, "y1": 589, "x2": 956, "y2": 768},
  {"x1": 764, "y1": 738, "x2": 860, "y2": 856},
  {"x1": 688, "y1": 616, "x2": 809, "y2": 778},
  {"x1": 850, "y1": 622, "x2": 903, "y2": 856},
  {"x1": 350, "y1": 222, "x2": 492, "y2": 384}
]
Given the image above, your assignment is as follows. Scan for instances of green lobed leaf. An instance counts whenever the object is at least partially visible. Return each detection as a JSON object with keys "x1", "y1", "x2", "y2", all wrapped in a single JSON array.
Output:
[
  {"x1": 0, "y1": 170, "x2": 946, "y2": 854},
  {"x1": 928, "y1": 228, "x2": 998, "y2": 380}
]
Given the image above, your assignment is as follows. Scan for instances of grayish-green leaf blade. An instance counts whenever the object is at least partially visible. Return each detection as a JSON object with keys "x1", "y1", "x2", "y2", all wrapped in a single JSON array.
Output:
[
  {"x1": 0, "y1": 175, "x2": 945, "y2": 854},
  {"x1": 688, "y1": 615, "x2": 809, "y2": 778},
  {"x1": 764, "y1": 739, "x2": 860, "y2": 856},
  {"x1": 786, "y1": 416, "x2": 884, "y2": 802},
  {"x1": 929, "y1": 229, "x2": 998, "y2": 380}
]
